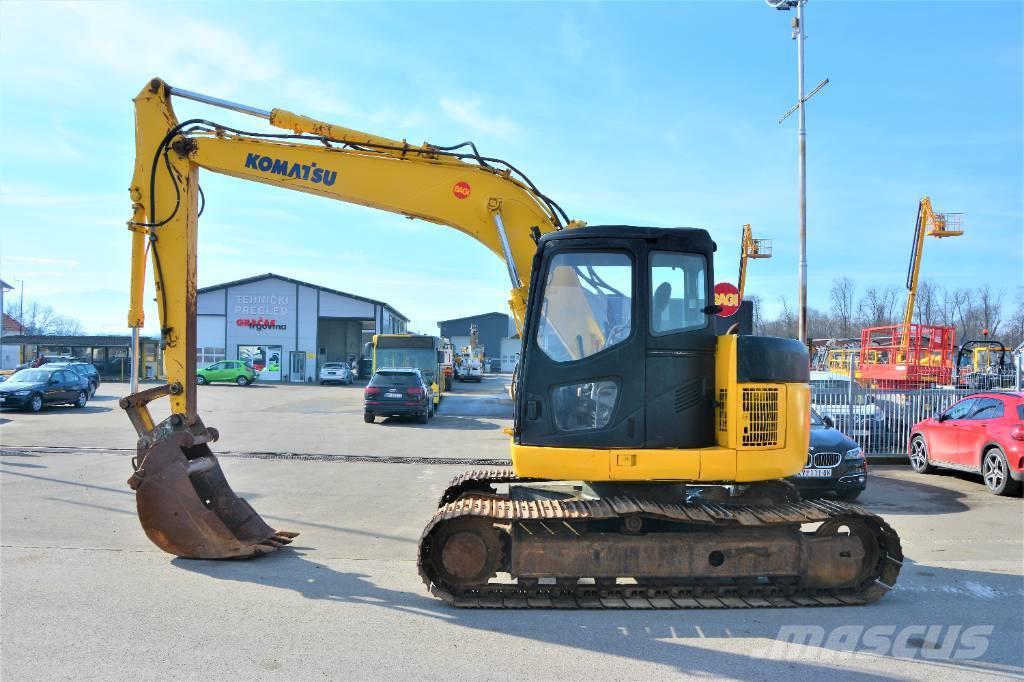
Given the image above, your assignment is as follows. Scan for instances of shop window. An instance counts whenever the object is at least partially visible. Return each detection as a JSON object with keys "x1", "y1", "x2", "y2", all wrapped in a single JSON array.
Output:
[{"x1": 197, "y1": 346, "x2": 226, "y2": 368}]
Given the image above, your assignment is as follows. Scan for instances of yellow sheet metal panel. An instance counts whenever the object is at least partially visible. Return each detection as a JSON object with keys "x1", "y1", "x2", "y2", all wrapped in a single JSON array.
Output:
[
  {"x1": 714, "y1": 335, "x2": 738, "y2": 449},
  {"x1": 607, "y1": 448, "x2": 701, "y2": 481},
  {"x1": 698, "y1": 446, "x2": 738, "y2": 481},
  {"x1": 513, "y1": 444, "x2": 740, "y2": 482},
  {"x1": 511, "y1": 444, "x2": 609, "y2": 480}
]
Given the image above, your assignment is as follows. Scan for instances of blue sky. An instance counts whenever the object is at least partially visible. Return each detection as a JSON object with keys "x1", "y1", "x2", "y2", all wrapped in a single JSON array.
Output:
[{"x1": 1, "y1": 1, "x2": 1021, "y2": 336}]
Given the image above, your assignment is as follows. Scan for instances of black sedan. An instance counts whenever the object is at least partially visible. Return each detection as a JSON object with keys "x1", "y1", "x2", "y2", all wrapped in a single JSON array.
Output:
[
  {"x1": 789, "y1": 408, "x2": 868, "y2": 501},
  {"x1": 48, "y1": 361, "x2": 101, "y2": 397},
  {"x1": 0, "y1": 367, "x2": 89, "y2": 412}
]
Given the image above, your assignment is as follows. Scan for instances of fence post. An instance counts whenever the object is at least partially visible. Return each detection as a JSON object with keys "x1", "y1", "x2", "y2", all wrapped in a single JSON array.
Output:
[
  {"x1": 1016, "y1": 349, "x2": 1022, "y2": 391},
  {"x1": 848, "y1": 358, "x2": 856, "y2": 446}
]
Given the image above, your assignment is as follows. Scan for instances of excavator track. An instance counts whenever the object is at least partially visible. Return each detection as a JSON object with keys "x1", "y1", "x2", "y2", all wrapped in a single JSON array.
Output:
[{"x1": 419, "y1": 470, "x2": 902, "y2": 609}]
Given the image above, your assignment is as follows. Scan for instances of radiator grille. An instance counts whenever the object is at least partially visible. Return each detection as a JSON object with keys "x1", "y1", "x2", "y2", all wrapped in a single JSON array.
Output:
[
  {"x1": 718, "y1": 389, "x2": 728, "y2": 433},
  {"x1": 813, "y1": 451, "x2": 842, "y2": 468},
  {"x1": 741, "y1": 387, "x2": 780, "y2": 447}
]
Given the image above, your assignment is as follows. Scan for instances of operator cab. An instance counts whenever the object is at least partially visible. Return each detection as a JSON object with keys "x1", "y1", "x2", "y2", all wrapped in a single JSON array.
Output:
[{"x1": 515, "y1": 227, "x2": 717, "y2": 449}]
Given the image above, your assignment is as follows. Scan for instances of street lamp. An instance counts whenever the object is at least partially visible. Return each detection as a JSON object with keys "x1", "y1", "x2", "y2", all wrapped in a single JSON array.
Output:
[{"x1": 766, "y1": 0, "x2": 828, "y2": 346}]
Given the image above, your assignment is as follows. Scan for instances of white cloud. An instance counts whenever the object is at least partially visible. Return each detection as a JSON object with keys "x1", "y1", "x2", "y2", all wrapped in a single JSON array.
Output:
[
  {"x1": 2, "y1": 256, "x2": 80, "y2": 267},
  {"x1": 0, "y1": 184, "x2": 121, "y2": 207},
  {"x1": 440, "y1": 97, "x2": 523, "y2": 140}
]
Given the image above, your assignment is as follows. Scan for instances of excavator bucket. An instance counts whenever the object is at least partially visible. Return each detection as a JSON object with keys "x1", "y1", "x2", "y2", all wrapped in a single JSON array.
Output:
[{"x1": 122, "y1": 388, "x2": 296, "y2": 559}]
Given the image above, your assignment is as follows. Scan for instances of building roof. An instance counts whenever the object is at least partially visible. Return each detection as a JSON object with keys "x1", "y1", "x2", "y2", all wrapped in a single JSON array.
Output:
[
  {"x1": 437, "y1": 312, "x2": 509, "y2": 326},
  {"x1": 0, "y1": 334, "x2": 156, "y2": 347},
  {"x1": 0, "y1": 279, "x2": 13, "y2": 291},
  {"x1": 3, "y1": 313, "x2": 24, "y2": 334},
  {"x1": 198, "y1": 273, "x2": 408, "y2": 322}
]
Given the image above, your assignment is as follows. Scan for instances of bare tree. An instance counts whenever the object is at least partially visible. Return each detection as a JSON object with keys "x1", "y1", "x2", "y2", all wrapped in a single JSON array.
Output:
[
  {"x1": 747, "y1": 294, "x2": 765, "y2": 335},
  {"x1": 858, "y1": 286, "x2": 901, "y2": 327},
  {"x1": 1005, "y1": 288, "x2": 1024, "y2": 350},
  {"x1": 829, "y1": 277, "x2": 856, "y2": 338},
  {"x1": 914, "y1": 279, "x2": 939, "y2": 326},
  {"x1": 938, "y1": 287, "x2": 968, "y2": 329},
  {"x1": 972, "y1": 284, "x2": 1004, "y2": 338},
  {"x1": 807, "y1": 307, "x2": 835, "y2": 341},
  {"x1": 766, "y1": 295, "x2": 797, "y2": 339},
  {"x1": 3, "y1": 300, "x2": 86, "y2": 336}
]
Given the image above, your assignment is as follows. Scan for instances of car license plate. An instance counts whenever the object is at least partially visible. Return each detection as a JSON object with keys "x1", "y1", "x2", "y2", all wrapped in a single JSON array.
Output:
[
  {"x1": 385, "y1": 392, "x2": 402, "y2": 398},
  {"x1": 798, "y1": 468, "x2": 832, "y2": 478}
]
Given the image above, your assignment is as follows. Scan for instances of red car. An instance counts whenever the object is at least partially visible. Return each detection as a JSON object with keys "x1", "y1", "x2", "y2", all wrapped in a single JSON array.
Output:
[{"x1": 909, "y1": 392, "x2": 1024, "y2": 496}]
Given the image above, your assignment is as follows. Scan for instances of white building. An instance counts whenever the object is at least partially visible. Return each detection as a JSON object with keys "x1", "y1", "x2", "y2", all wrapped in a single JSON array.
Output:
[{"x1": 197, "y1": 273, "x2": 408, "y2": 383}]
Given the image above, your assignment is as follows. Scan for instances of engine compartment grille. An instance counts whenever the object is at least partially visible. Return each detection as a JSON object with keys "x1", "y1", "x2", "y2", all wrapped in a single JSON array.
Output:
[{"x1": 741, "y1": 387, "x2": 780, "y2": 448}]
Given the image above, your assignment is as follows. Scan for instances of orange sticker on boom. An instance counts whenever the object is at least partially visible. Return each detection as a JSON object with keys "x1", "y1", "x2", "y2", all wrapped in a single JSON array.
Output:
[{"x1": 453, "y1": 181, "x2": 471, "y2": 199}]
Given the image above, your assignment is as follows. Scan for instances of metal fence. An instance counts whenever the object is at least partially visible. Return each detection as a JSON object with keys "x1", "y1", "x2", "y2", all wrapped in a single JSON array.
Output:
[
  {"x1": 809, "y1": 384, "x2": 981, "y2": 457},
  {"x1": 810, "y1": 349, "x2": 1022, "y2": 458}
]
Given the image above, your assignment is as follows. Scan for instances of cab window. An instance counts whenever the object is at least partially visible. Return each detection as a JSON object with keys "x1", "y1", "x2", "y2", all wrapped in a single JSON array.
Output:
[
  {"x1": 536, "y1": 251, "x2": 632, "y2": 363},
  {"x1": 650, "y1": 252, "x2": 707, "y2": 334}
]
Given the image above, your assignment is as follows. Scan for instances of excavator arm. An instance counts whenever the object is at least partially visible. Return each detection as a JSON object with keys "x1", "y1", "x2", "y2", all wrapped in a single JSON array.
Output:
[{"x1": 123, "y1": 78, "x2": 573, "y2": 558}]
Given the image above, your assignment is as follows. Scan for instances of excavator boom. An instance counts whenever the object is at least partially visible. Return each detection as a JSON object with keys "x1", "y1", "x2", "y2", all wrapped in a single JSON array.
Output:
[{"x1": 124, "y1": 78, "x2": 567, "y2": 558}]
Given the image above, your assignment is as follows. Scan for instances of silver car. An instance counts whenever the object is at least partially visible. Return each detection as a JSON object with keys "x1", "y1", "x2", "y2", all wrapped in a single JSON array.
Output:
[{"x1": 319, "y1": 362, "x2": 354, "y2": 385}]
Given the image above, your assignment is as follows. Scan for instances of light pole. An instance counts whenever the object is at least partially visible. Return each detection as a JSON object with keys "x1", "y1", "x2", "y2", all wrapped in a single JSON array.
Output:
[
  {"x1": 767, "y1": 0, "x2": 828, "y2": 346},
  {"x1": 17, "y1": 279, "x2": 24, "y2": 329}
]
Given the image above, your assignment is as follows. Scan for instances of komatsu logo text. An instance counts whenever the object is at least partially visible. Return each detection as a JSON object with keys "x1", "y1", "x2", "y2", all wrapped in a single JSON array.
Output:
[{"x1": 244, "y1": 154, "x2": 337, "y2": 186}]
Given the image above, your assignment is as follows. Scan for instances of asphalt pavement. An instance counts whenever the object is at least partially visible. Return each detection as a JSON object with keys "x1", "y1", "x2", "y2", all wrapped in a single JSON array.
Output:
[{"x1": 2, "y1": 377, "x2": 1022, "y2": 680}]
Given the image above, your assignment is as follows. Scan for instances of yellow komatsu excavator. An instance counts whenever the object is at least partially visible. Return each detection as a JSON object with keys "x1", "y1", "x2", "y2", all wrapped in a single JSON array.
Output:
[{"x1": 123, "y1": 78, "x2": 901, "y2": 608}]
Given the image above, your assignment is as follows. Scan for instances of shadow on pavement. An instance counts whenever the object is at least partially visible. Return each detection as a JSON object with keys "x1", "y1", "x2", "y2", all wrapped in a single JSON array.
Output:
[
  {"x1": 172, "y1": 550, "x2": 1023, "y2": 678},
  {"x1": 922, "y1": 467, "x2": 1024, "y2": 497},
  {"x1": 1, "y1": 405, "x2": 114, "y2": 415},
  {"x1": 421, "y1": 415, "x2": 502, "y2": 431},
  {"x1": 861, "y1": 470, "x2": 979, "y2": 515},
  {"x1": 437, "y1": 395, "x2": 513, "y2": 419}
]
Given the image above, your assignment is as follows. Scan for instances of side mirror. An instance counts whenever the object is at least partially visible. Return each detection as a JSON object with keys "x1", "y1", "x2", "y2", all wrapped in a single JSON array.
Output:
[
  {"x1": 937, "y1": 413, "x2": 948, "y2": 422},
  {"x1": 49, "y1": 378, "x2": 59, "y2": 385},
  {"x1": 823, "y1": 416, "x2": 834, "y2": 429}
]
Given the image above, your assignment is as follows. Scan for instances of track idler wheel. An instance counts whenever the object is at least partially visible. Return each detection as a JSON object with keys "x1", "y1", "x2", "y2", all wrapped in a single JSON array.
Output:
[
  {"x1": 129, "y1": 429, "x2": 297, "y2": 559},
  {"x1": 813, "y1": 514, "x2": 902, "y2": 602},
  {"x1": 426, "y1": 518, "x2": 502, "y2": 588}
]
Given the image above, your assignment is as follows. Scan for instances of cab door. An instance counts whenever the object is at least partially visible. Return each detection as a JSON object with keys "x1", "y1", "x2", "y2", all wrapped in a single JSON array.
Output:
[
  {"x1": 931, "y1": 398, "x2": 975, "y2": 463},
  {"x1": 956, "y1": 397, "x2": 1002, "y2": 469},
  {"x1": 517, "y1": 239, "x2": 645, "y2": 448},
  {"x1": 644, "y1": 249, "x2": 715, "y2": 448}
]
